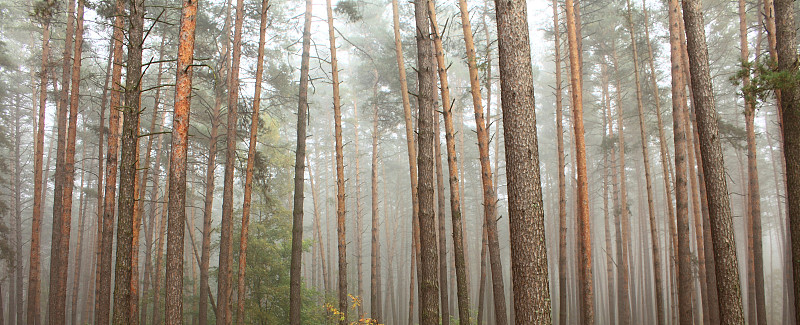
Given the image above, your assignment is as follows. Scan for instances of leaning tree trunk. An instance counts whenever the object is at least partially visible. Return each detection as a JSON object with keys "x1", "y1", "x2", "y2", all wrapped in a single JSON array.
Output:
[
  {"x1": 427, "y1": 2, "x2": 470, "y2": 323},
  {"x1": 493, "y1": 0, "x2": 553, "y2": 323},
  {"x1": 773, "y1": 0, "x2": 800, "y2": 323},
  {"x1": 682, "y1": 0, "x2": 746, "y2": 323},
  {"x1": 235, "y1": 1, "x2": 268, "y2": 322},
  {"x1": 288, "y1": 0, "x2": 312, "y2": 323},
  {"x1": 413, "y1": 0, "x2": 441, "y2": 322},
  {"x1": 564, "y1": 0, "x2": 592, "y2": 322},
  {"x1": 164, "y1": 0, "x2": 199, "y2": 321},
  {"x1": 623, "y1": 0, "x2": 667, "y2": 322}
]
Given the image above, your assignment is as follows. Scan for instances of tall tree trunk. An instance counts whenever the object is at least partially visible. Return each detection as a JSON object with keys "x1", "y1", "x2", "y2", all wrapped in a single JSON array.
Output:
[
  {"x1": 413, "y1": 0, "x2": 441, "y2": 322},
  {"x1": 287, "y1": 0, "x2": 311, "y2": 322},
  {"x1": 96, "y1": 0, "x2": 125, "y2": 320},
  {"x1": 601, "y1": 62, "x2": 616, "y2": 325},
  {"x1": 668, "y1": 0, "x2": 693, "y2": 322},
  {"x1": 434, "y1": 106, "x2": 449, "y2": 325},
  {"x1": 611, "y1": 42, "x2": 632, "y2": 325},
  {"x1": 27, "y1": 10, "x2": 51, "y2": 324},
  {"x1": 198, "y1": 2, "x2": 231, "y2": 322},
  {"x1": 390, "y1": 0, "x2": 422, "y2": 322},
  {"x1": 113, "y1": 0, "x2": 145, "y2": 319},
  {"x1": 623, "y1": 0, "x2": 667, "y2": 322},
  {"x1": 493, "y1": 0, "x2": 552, "y2": 322},
  {"x1": 70, "y1": 144, "x2": 88, "y2": 325},
  {"x1": 140, "y1": 37, "x2": 167, "y2": 324},
  {"x1": 369, "y1": 70, "x2": 383, "y2": 322},
  {"x1": 564, "y1": 0, "x2": 592, "y2": 323},
  {"x1": 427, "y1": 2, "x2": 470, "y2": 323},
  {"x1": 235, "y1": 1, "x2": 268, "y2": 323},
  {"x1": 773, "y1": 0, "x2": 800, "y2": 322},
  {"x1": 353, "y1": 100, "x2": 364, "y2": 320},
  {"x1": 217, "y1": 0, "x2": 245, "y2": 319},
  {"x1": 737, "y1": 0, "x2": 767, "y2": 322},
  {"x1": 164, "y1": 0, "x2": 199, "y2": 321},
  {"x1": 682, "y1": 0, "x2": 746, "y2": 323},
  {"x1": 550, "y1": 2, "x2": 568, "y2": 324},
  {"x1": 309, "y1": 157, "x2": 329, "y2": 294},
  {"x1": 47, "y1": 0, "x2": 76, "y2": 319}
]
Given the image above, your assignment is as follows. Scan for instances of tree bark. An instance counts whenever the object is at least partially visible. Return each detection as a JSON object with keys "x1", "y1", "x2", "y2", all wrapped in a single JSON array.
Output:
[
  {"x1": 353, "y1": 99, "x2": 364, "y2": 320},
  {"x1": 682, "y1": 0, "x2": 746, "y2": 323},
  {"x1": 112, "y1": 0, "x2": 145, "y2": 320},
  {"x1": 164, "y1": 0, "x2": 199, "y2": 321},
  {"x1": 494, "y1": 0, "x2": 553, "y2": 322},
  {"x1": 70, "y1": 143, "x2": 88, "y2": 325},
  {"x1": 413, "y1": 0, "x2": 441, "y2": 322},
  {"x1": 773, "y1": 0, "x2": 800, "y2": 323}
]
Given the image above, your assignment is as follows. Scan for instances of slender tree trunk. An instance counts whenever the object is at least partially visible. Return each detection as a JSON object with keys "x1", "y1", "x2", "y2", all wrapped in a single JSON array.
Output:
[
  {"x1": 494, "y1": 0, "x2": 552, "y2": 322},
  {"x1": 96, "y1": 0, "x2": 125, "y2": 320},
  {"x1": 309, "y1": 157, "x2": 329, "y2": 294},
  {"x1": 736, "y1": 0, "x2": 767, "y2": 323},
  {"x1": 623, "y1": 1, "x2": 667, "y2": 322},
  {"x1": 47, "y1": 0, "x2": 76, "y2": 319},
  {"x1": 668, "y1": 0, "x2": 693, "y2": 323},
  {"x1": 140, "y1": 37, "x2": 167, "y2": 324},
  {"x1": 611, "y1": 42, "x2": 632, "y2": 325},
  {"x1": 682, "y1": 0, "x2": 746, "y2": 323},
  {"x1": 550, "y1": 3, "x2": 568, "y2": 324},
  {"x1": 217, "y1": 0, "x2": 245, "y2": 319},
  {"x1": 353, "y1": 100, "x2": 365, "y2": 320},
  {"x1": 71, "y1": 144, "x2": 88, "y2": 325},
  {"x1": 112, "y1": 0, "x2": 145, "y2": 319},
  {"x1": 234, "y1": 1, "x2": 268, "y2": 322},
  {"x1": 563, "y1": 0, "x2": 592, "y2": 323},
  {"x1": 413, "y1": 0, "x2": 441, "y2": 322},
  {"x1": 164, "y1": 0, "x2": 199, "y2": 322},
  {"x1": 287, "y1": 0, "x2": 312, "y2": 322},
  {"x1": 426, "y1": 2, "x2": 469, "y2": 323},
  {"x1": 27, "y1": 12, "x2": 51, "y2": 325},
  {"x1": 369, "y1": 70, "x2": 383, "y2": 322},
  {"x1": 602, "y1": 60, "x2": 617, "y2": 325}
]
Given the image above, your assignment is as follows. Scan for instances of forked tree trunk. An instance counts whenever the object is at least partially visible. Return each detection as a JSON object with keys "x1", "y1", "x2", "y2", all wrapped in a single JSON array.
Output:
[
  {"x1": 493, "y1": 0, "x2": 552, "y2": 323},
  {"x1": 682, "y1": 0, "x2": 746, "y2": 323},
  {"x1": 164, "y1": 0, "x2": 199, "y2": 321},
  {"x1": 623, "y1": 0, "x2": 667, "y2": 322},
  {"x1": 413, "y1": 0, "x2": 441, "y2": 322},
  {"x1": 95, "y1": 0, "x2": 125, "y2": 320},
  {"x1": 289, "y1": 0, "x2": 312, "y2": 322}
]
